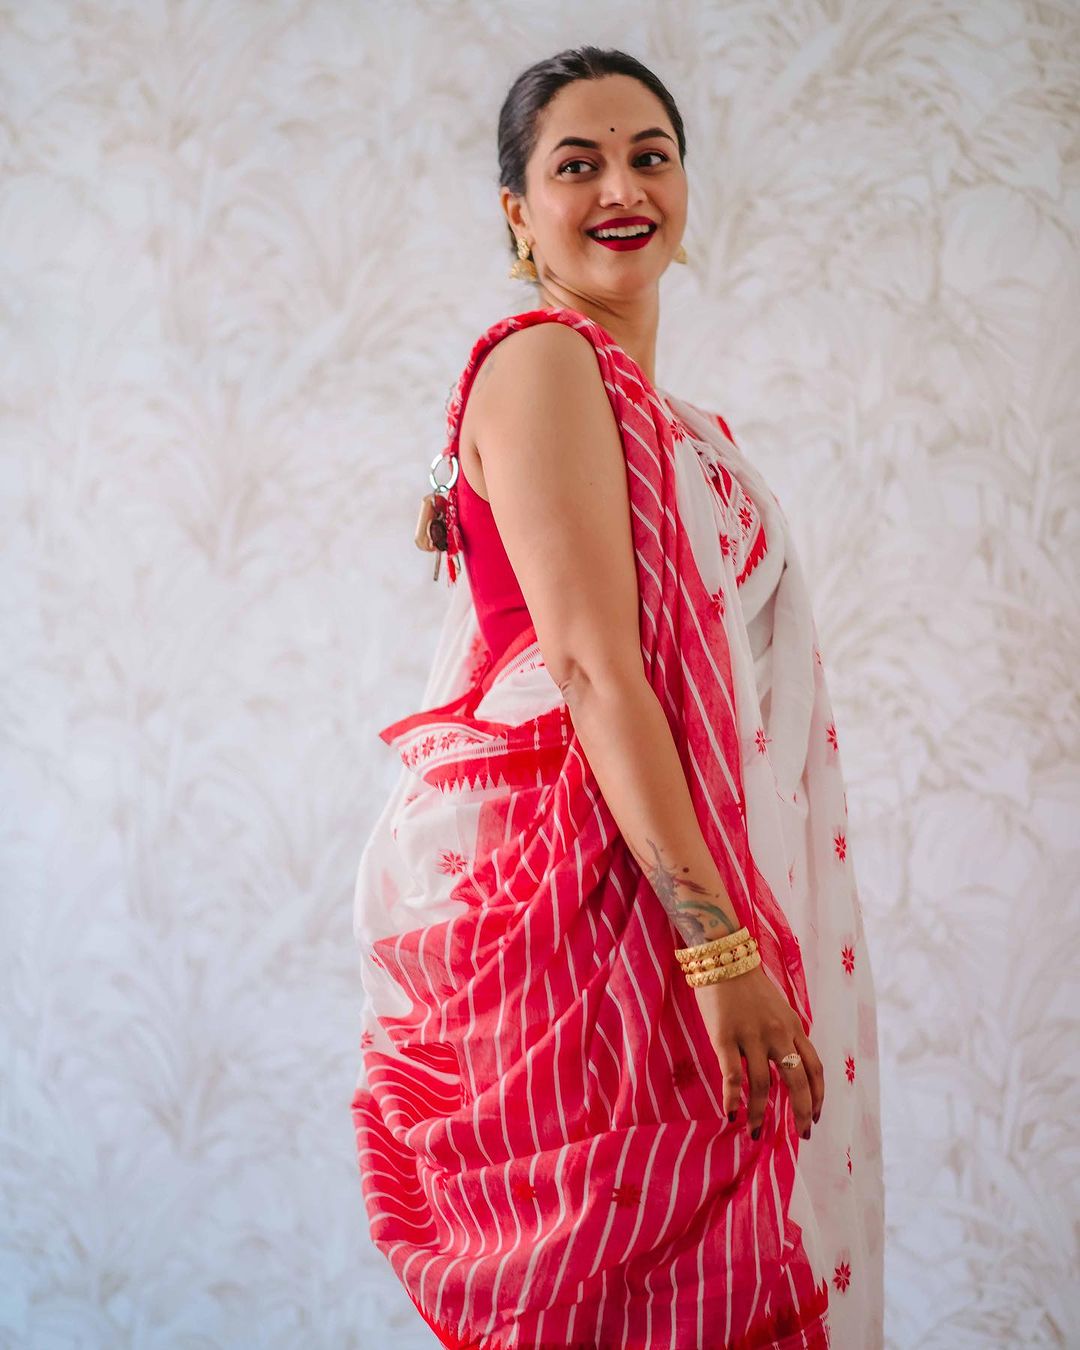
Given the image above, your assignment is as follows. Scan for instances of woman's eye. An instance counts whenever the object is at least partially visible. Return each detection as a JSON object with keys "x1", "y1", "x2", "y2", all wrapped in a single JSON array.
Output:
[{"x1": 557, "y1": 151, "x2": 669, "y2": 177}]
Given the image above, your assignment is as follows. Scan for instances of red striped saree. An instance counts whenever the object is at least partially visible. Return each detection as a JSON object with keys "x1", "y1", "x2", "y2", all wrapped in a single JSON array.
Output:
[{"x1": 350, "y1": 308, "x2": 884, "y2": 1348}]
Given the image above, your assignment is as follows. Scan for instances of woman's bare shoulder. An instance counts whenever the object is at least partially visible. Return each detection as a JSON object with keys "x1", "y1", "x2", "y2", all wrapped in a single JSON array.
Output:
[
  {"x1": 470, "y1": 319, "x2": 601, "y2": 424},
  {"x1": 458, "y1": 320, "x2": 603, "y2": 496}
]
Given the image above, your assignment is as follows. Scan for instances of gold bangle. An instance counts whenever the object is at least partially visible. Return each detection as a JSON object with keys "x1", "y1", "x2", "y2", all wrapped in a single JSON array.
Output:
[
  {"x1": 682, "y1": 938, "x2": 758, "y2": 974},
  {"x1": 685, "y1": 949, "x2": 762, "y2": 987},
  {"x1": 675, "y1": 926, "x2": 750, "y2": 961},
  {"x1": 682, "y1": 936, "x2": 757, "y2": 964},
  {"x1": 674, "y1": 926, "x2": 751, "y2": 965}
]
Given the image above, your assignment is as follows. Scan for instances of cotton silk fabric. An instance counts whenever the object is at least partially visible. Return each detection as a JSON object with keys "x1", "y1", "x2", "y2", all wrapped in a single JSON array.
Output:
[{"x1": 350, "y1": 308, "x2": 884, "y2": 1349}]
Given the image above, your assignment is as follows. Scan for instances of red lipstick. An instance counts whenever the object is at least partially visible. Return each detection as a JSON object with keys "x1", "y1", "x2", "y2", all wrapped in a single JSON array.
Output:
[{"x1": 585, "y1": 215, "x2": 659, "y2": 252}]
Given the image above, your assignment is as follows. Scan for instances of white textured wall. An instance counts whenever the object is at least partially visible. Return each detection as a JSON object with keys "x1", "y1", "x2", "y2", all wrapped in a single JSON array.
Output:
[{"x1": 2, "y1": 2, "x2": 1078, "y2": 1346}]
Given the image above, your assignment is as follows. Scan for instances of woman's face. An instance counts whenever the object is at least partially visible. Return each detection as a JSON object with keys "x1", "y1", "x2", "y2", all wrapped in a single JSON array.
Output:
[{"x1": 503, "y1": 74, "x2": 688, "y2": 305}]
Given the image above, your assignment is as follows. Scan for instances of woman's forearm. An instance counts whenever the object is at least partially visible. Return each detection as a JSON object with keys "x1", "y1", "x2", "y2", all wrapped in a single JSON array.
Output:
[{"x1": 561, "y1": 669, "x2": 742, "y2": 946}]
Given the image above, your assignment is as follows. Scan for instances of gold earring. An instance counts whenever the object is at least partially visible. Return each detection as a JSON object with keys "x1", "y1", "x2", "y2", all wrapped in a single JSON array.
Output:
[
  {"x1": 509, "y1": 235, "x2": 539, "y2": 282},
  {"x1": 674, "y1": 242, "x2": 688, "y2": 264}
]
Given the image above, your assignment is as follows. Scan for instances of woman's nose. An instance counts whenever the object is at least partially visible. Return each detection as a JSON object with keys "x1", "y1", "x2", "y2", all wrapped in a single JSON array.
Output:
[{"x1": 598, "y1": 171, "x2": 645, "y2": 207}]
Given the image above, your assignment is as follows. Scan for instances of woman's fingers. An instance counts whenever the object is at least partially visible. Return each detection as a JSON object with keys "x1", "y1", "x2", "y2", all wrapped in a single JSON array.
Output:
[
  {"x1": 794, "y1": 1029, "x2": 826, "y2": 1123},
  {"x1": 716, "y1": 1042, "x2": 745, "y2": 1122},
  {"x1": 719, "y1": 1032, "x2": 825, "y2": 1140},
  {"x1": 698, "y1": 975, "x2": 826, "y2": 1138},
  {"x1": 744, "y1": 1041, "x2": 773, "y2": 1137},
  {"x1": 775, "y1": 1042, "x2": 815, "y2": 1136}
]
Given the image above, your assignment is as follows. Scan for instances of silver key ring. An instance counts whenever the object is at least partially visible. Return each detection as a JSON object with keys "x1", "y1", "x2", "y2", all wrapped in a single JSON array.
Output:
[{"x1": 429, "y1": 451, "x2": 459, "y2": 493}]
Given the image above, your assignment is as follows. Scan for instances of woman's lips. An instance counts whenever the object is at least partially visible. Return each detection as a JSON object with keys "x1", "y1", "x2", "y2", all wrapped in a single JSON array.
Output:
[{"x1": 586, "y1": 223, "x2": 658, "y2": 252}]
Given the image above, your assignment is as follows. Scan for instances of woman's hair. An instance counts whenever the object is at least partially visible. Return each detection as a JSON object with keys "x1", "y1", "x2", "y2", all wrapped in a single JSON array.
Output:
[{"x1": 496, "y1": 46, "x2": 687, "y2": 261}]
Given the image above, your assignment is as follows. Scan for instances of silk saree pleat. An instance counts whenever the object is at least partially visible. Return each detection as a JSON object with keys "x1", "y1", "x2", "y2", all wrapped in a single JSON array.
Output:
[{"x1": 350, "y1": 307, "x2": 885, "y2": 1349}]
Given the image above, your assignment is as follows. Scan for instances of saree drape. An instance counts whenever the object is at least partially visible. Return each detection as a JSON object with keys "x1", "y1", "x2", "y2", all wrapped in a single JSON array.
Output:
[{"x1": 350, "y1": 307, "x2": 885, "y2": 1349}]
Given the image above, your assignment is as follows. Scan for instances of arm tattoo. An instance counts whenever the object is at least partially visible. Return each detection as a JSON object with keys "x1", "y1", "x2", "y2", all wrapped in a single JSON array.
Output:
[{"x1": 637, "y1": 837, "x2": 739, "y2": 947}]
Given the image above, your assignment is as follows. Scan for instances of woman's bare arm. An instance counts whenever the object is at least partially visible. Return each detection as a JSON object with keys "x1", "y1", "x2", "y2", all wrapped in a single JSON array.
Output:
[{"x1": 468, "y1": 323, "x2": 740, "y2": 946}]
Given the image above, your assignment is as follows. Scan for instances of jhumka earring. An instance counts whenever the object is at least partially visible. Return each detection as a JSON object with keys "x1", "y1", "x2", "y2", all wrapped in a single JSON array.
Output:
[
  {"x1": 508, "y1": 235, "x2": 539, "y2": 282},
  {"x1": 674, "y1": 243, "x2": 688, "y2": 264}
]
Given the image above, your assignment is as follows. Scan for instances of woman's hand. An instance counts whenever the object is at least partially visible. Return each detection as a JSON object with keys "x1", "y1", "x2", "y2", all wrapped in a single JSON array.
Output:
[{"x1": 692, "y1": 964, "x2": 825, "y2": 1140}]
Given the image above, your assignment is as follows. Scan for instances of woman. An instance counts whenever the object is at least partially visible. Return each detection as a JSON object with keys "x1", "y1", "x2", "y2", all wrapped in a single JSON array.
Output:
[{"x1": 351, "y1": 46, "x2": 884, "y2": 1350}]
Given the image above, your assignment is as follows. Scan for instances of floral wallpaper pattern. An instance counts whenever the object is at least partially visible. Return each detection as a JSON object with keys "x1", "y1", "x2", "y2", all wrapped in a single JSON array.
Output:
[{"x1": 2, "y1": 1, "x2": 1078, "y2": 1346}]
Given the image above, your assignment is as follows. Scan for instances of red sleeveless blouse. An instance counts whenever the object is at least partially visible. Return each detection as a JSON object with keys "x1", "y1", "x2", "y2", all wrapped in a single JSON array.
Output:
[{"x1": 454, "y1": 454, "x2": 533, "y2": 664}]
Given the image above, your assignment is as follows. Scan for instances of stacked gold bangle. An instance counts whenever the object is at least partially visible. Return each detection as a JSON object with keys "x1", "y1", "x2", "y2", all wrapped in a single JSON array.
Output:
[{"x1": 675, "y1": 925, "x2": 761, "y2": 987}]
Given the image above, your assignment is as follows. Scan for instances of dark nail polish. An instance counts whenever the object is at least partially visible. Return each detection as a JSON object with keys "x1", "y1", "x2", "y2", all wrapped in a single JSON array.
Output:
[
  {"x1": 750, "y1": 1126, "x2": 761, "y2": 1140},
  {"x1": 802, "y1": 1127, "x2": 811, "y2": 1140},
  {"x1": 812, "y1": 1110, "x2": 820, "y2": 1124},
  {"x1": 727, "y1": 1111, "x2": 737, "y2": 1122}
]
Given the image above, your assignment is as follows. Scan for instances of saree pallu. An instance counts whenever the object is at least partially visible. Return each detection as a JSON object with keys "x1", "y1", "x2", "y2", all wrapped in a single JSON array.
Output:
[{"x1": 350, "y1": 308, "x2": 885, "y2": 1349}]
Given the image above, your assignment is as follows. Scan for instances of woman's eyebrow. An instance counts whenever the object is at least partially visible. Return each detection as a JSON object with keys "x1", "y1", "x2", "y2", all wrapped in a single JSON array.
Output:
[{"x1": 548, "y1": 126, "x2": 676, "y2": 155}]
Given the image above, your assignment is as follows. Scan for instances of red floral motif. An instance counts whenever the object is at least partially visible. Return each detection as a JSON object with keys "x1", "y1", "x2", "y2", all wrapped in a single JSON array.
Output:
[
  {"x1": 841, "y1": 943, "x2": 855, "y2": 974},
  {"x1": 833, "y1": 830, "x2": 847, "y2": 861},
  {"x1": 845, "y1": 1055, "x2": 856, "y2": 1083},
  {"x1": 754, "y1": 726, "x2": 772, "y2": 755},
  {"x1": 437, "y1": 849, "x2": 468, "y2": 875},
  {"x1": 833, "y1": 1259, "x2": 851, "y2": 1293},
  {"x1": 709, "y1": 588, "x2": 726, "y2": 619},
  {"x1": 846, "y1": 1145, "x2": 853, "y2": 1174},
  {"x1": 611, "y1": 1183, "x2": 641, "y2": 1207},
  {"x1": 420, "y1": 734, "x2": 437, "y2": 756},
  {"x1": 511, "y1": 1179, "x2": 538, "y2": 1202},
  {"x1": 826, "y1": 721, "x2": 838, "y2": 751},
  {"x1": 671, "y1": 1057, "x2": 698, "y2": 1088},
  {"x1": 738, "y1": 502, "x2": 754, "y2": 533},
  {"x1": 719, "y1": 532, "x2": 732, "y2": 557},
  {"x1": 667, "y1": 414, "x2": 686, "y2": 442},
  {"x1": 360, "y1": 1028, "x2": 375, "y2": 1048}
]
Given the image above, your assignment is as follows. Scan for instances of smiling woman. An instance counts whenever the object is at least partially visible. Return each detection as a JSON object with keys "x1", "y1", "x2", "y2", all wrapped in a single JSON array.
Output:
[
  {"x1": 350, "y1": 44, "x2": 885, "y2": 1350},
  {"x1": 495, "y1": 65, "x2": 688, "y2": 325}
]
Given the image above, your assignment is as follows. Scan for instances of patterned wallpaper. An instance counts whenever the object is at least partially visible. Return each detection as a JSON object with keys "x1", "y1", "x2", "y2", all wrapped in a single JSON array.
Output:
[{"x1": 2, "y1": 1, "x2": 1078, "y2": 1346}]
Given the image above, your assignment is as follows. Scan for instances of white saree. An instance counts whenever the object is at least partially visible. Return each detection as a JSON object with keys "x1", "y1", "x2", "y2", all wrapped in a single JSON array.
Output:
[{"x1": 350, "y1": 307, "x2": 885, "y2": 1349}]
